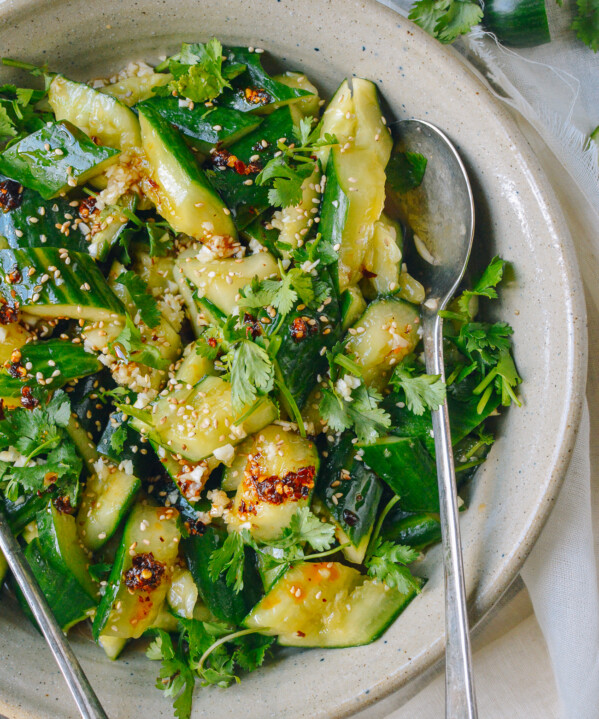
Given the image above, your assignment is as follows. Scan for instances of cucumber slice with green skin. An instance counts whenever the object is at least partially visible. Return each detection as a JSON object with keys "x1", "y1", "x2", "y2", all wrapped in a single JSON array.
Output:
[
  {"x1": 0, "y1": 176, "x2": 90, "y2": 253},
  {"x1": 152, "y1": 441, "x2": 217, "y2": 504},
  {"x1": 0, "y1": 321, "x2": 31, "y2": 366},
  {"x1": 66, "y1": 370, "x2": 114, "y2": 442},
  {"x1": 352, "y1": 78, "x2": 393, "y2": 167},
  {"x1": 174, "y1": 340, "x2": 216, "y2": 386},
  {"x1": 244, "y1": 561, "x2": 420, "y2": 647},
  {"x1": 37, "y1": 502, "x2": 98, "y2": 598},
  {"x1": 21, "y1": 538, "x2": 96, "y2": 633},
  {"x1": 182, "y1": 523, "x2": 263, "y2": 625},
  {"x1": 86, "y1": 192, "x2": 138, "y2": 261},
  {"x1": 167, "y1": 566, "x2": 199, "y2": 619},
  {"x1": 268, "y1": 267, "x2": 342, "y2": 412},
  {"x1": 76, "y1": 461, "x2": 141, "y2": 551},
  {"x1": 66, "y1": 414, "x2": 98, "y2": 473},
  {"x1": 96, "y1": 410, "x2": 161, "y2": 477},
  {"x1": 100, "y1": 73, "x2": 172, "y2": 107},
  {"x1": 271, "y1": 165, "x2": 321, "y2": 256},
  {"x1": 49, "y1": 75, "x2": 142, "y2": 151},
  {"x1": 380, "y1": 507, "x2": 442, "y2": 551},
  {"x1": 177, "y1": 249, "x2": 279, "y2": 316},
  {"x1": 129, "y1": 375, "x2": 278, "y2": 463},
  {"x1": 273, "y1": 72, "x2": 321, "y2": 119},
  {"x1": 137, "y1": 103, "x2": 237, "y2": 242},
  {"x1": 482, "y1": 0, "x2": 550, "y2": 47},
  {"x1": 0, "y1": 247, "x2": 126, "y2": 322},
  {"x1": 2, "y1": 491, "x2": 49, "y2": 534},
  {"x1": 345, "y1": 297, "x2": 421, "y2": 387},
  {"x1": 92, "y1": 503, "x2": 181, "y2": 640},
  {"x1": 359, "y1": 436, "x2": 439, "y2": 513},
  {"x1": 317, "y1": 80, "x2": 356, "y2": 159},
  {"x1": 98, "y1": 635, "x2": 128, "y2": 661},
  {"x1": 318, "y1": 154, "x2": 350, "y2": 274},
  {"x1": 217, "y1": 47, "x2": 312, "y2": 115},
  {"x1": 241, "y1": 216, "x2": 281, "y2": 258},
  {"x1": 0, "y1": 339, "x2": 101, "y2": 399},
  {"x1": 0, "y1": 122, "x2": 120, "y2": 200},
  {"x1": 226, "y1": 424, "x2": 320, "y2": 541},
  {"x1": 340, "y1": 285, "x2": 367, "y2": 331},
  {"x1": 204, "y1": 106, "x2": 295, "y2": 230},
  {"x1": 137, "y1": 98, "x2": 263, "y2": 153},
  {"x1": 315, "y1": 433, "x2": 382, "y2": 562},
  {"x1": 361, "y1": 214, "x2": 402, "y2": 299}
]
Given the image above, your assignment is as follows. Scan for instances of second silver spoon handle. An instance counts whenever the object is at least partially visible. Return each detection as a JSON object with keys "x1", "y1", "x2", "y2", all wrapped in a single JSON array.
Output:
[
  {"x1": 422, "y1": 310, "x2": 478, "y2": 719},
  {"x1": 0, "y1": 509, "x2": 108, "y2": 719}
]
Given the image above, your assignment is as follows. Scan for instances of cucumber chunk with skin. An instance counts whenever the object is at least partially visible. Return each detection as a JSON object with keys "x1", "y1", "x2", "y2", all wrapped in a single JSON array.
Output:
[
  {"x1": 129, "y1": 375, "x2": 278, "y2": 462},
  {"x1": 345, "y1": 297, "x2": 421, "y2": 387},
  {"x1": 177, "y1": 249, "x2": 279, "y2": 316},
  {"x1": 340, "y1": 285, "x2": 367, "y2": 331},
  {"x1": 273, "y1": 72, "x2": 321, "y2": 119},
  {"x1": 21, "y1": 538, "x2": 96, "y2": 633},
  {"x1": 49, "y1": 74, "x2": 142, "y2": 150},
  {"x1": 92, "y1": 503, "x2": 181, "y2": 640},
  {"x1": 361, "y1": 214, "x2": 403, "y2": 298},
  {"x1": 76, "y1": 459, "x2": 141, "y2": 551},
  {"x1": 100, "y1": 72, "x2": 173, "y2": 106},
  {"x1": 244, "y1": 561, "x2": 420, "y2": 647},
  {"x1": 37, "y1": 502, "x2": 98, "y2": 599},
  {"x1": 138, "y1": 97, "x2": 263, "y2": 153},
  {"x1": 0, "y1": 247, "x2": 126, "y2": 322},
  {"x1": 137, "y1": 103, "x2": 237, "y2": 242},
  {"x1": 226, "y1": 424, "x2": 320, "y2": 541},
  {"x1": 0, "y1": 121, "x2": 120, "y2": 200},
  {"x1": 315, "y1": 433, "x2": 382, "y2": 563},
  {"x1": 183, "y1": 523, "x2": 263, "y2": 625}
]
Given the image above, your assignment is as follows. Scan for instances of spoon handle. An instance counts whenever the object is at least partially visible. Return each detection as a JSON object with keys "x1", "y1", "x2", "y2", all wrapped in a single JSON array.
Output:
[
  {"x1": 0, "y1": 509, "x2": 108, "y2": 719},
  {"x1": 422, "y1": 311, "x2": 478, "y2": 719}
]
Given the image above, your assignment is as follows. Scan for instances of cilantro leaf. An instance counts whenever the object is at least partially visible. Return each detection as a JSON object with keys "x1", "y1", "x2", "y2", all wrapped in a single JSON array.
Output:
[
  {"x1": 208, "y1": 531, "x2": 247, "y2": 593},
  {"x1": 572, "y1": 0, "x2": 599, "y2": 51},
  {"x1": 162, "y1": 38, "x2": 233, "y2": 103},
  {"x1": 409, "y1": 0, "x2": 483, "y2": 43},
  {"x1": 88, "y1": 561, "x2": 112, "y2": 582},
  {"x1": 229, "y1": 339, "x2": 274, "y2": 413},
  {"x1": 456, "y1": 256, "x2": 506, "y2": 318},
  {"x1": 365, "y1": 537, "x2": 422, "y2": 593},
  {"x1": 109, "y1": 422, "x2": 128, "y2": 453},
  {"x1": 115, "y1": 271, "x2": 161, "y2": 328},
  {"x1": 232, "y1": 634, "x2": 276, "y2": 673},
  {"x1": 320, "y1": 380, "x2": 391, "y2": 445},
  {"x1": 195, "y1": 326, "x2": 222, "y2": 360},
  {"x1": 146, "y1": 221, "x2": 175, "y2": 257},
  {"x1": 238, "y1": 267, "x2": 321, "y2": 318},
  {"x1": 110, "y1": 315, "x2": 170, "y2": 370},
  {"x1": 147, "y1": 630, "x2": 196, "y2": 719},
  {"x1": 389, "y1": 364, "x2": 446, "y2": 416},
  {"x1": 0, "y1": 104, "x2": 16, "y2": 143},
  {"x1": 256, "y1": 156, "x2": 315, "y2": 208},
  {"x1": 459, "y1": 321, "x2": 513, "y2": 364},
  {"x1": 267, "y1": 506, "x2": 336, "y2": 553}
]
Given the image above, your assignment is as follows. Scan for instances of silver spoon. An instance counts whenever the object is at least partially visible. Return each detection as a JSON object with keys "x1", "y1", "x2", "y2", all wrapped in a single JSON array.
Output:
[
  {"x1": 0, "y1": 509, "x2": 108, "y2": 719},
  {"x1": 394, "y1": 119, "x2": 477, "y2": 719}
]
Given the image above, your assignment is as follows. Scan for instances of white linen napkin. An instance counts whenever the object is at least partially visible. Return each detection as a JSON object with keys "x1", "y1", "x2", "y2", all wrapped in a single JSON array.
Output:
[{"x1": 375, "y1": 2, "x2": 599, "y2": 717}]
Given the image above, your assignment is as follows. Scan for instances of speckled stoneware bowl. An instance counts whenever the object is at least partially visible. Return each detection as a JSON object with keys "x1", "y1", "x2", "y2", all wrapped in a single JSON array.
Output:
[{"x1": 0, "y1": 0, "x2": 586, "y2": 717}]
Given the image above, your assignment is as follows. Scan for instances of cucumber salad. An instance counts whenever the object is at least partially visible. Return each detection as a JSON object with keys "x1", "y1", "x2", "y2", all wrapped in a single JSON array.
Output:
[{"x1": 0, "y1": 40, "x2": 521, "y2": 718}]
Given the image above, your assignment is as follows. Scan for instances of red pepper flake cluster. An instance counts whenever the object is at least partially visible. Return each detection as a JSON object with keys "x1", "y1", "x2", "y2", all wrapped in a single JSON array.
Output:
[
  {"x1": 243, "y1": 312, "x2": 262, "y2": 339},
  {"x1": 243, "y1": 87, "x2": 271, "y2": 106},
  {"x1": 211, "y1": 147, "x2": 262, "y2": 176},
  {"x1": 123, "y1": 552, "x2": 166, "y2": 593},
  {"x1": 0, "y1": 300, "x2": 19, "y2": 326},
  {"x1": 54, "y1": 495, "x2": 74, "y2": 515},
  {"x1": 0, "y1": 179, "x2": 23, "y2": 212},
  {"x1": 247, "y1": 457, "x2": 316, "y2": 507},
  {"x1": 290, "y1": 316, "x2": 319, "y2": 342},
  {"x1": 6, "y1": 265, "x2": 21, "y2": 285},
  {"x1": 78, "y1": 196, "x2": 98, "y2": 221},
  {"x1": 20, "y1": 386, "x2": 39, "y2": 409},
  {"x1": 184, "y1": 518, "x2": 207, "y2": 537}
]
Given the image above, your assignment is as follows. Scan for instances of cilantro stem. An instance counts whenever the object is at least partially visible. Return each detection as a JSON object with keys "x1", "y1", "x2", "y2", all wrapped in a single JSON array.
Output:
[
  {"x1": 501, "y1": 380, "x2": 522, "y2": 408},
  {"x1": 24, "y1": 437, "x2": 56, "y2": 464},
  {"x1": 365, "y1": 495, "x2": 400, "y2": 563},
  {"x1": 273, "y1": 363, "x2": 305, "y2": 437},
  {"x1": 476, "y1": 386, "x2": 493, "y2": 415},
  {"x1": 473, "y1": 367, "x2": 497, "y2": 396},
  {"x1": 305, "y1": 542, "x2": 350, "y2": 560},
  {"x1": 197, "y1": 628, "x2": 260, "y2": 674},
  {"x1": 334, "y1": 353, "x2": 363, "y2": 378},
  {"x1": 455, "y1": 458, "x2": 486, "y2": 473},
  {"x1": 1, "y1": 58, "x2": 48, "y2": 75}
]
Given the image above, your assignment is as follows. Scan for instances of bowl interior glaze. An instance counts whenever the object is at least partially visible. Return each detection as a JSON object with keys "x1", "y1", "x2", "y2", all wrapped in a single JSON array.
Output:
[{"x1": 0, "y1": 1, "x2": 586, "y2": 717}]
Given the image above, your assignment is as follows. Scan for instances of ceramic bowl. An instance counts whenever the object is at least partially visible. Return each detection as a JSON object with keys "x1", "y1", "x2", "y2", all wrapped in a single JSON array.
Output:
[{"x1": 0, "y1": 0, "x2": 586, "y2": 717}]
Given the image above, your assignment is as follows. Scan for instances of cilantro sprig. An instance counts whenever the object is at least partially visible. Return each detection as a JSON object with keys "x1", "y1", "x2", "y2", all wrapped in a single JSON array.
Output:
[
  {"x1": 109, "y1": 315, "x2": 170, "y2": 370},
  {"x1": 389, "y1": 362, "x2": 446, "y2": 416},
  {"x1": 208, "y1": 507, "x2": 338, "y2": 593},
  {"x1": 256, "y1": 117, "x2": 337, "y2": 208},
  {"x1": 114, "y1": 271, "x2": 161, "y2": 328},
  {"x1": 319, "y1": 349, "x2": 391, "y2": 444},
  {"x1": 0, "y1": 390, "x2": 82, "y2": 503}
]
